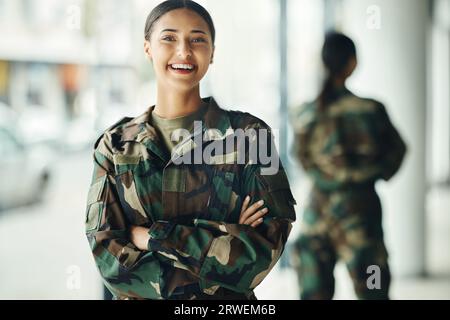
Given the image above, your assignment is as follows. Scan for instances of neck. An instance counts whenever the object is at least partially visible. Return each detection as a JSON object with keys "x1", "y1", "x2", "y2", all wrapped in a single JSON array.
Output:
[
  {"x1": 154, "y1": 85, "x2": 203, "y2": 119},
  {"x1": 332, "y1": 76, "x2": 346, "y2": 88}
]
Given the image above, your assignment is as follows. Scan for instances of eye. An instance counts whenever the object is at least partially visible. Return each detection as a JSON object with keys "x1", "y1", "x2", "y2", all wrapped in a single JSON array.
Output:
[
  {"x1": 161, "y1": 35, "x2": 176, "y2": 41},
  {"x1": 192, "y1": 38, "x2": 207, "y2": 43}
]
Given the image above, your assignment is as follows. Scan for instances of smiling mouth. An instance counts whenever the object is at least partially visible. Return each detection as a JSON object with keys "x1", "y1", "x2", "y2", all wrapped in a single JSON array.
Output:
[{"x1": 168, "y1": 63, "x2": 196, "y2": 73}]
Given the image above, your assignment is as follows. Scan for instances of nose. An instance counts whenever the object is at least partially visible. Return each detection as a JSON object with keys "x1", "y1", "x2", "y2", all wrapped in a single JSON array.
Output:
[{"x1": 177, "y1": 39, "x2": 192, "y2": 59}]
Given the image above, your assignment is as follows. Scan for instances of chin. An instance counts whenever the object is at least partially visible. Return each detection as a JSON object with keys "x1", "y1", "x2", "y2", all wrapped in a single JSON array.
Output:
[
  {"x1": 168, "y1": 82, "x2": 200, "y2": 93},
  {"x1": 167, "y1": 78, "x2": 202, "y2": 91}
]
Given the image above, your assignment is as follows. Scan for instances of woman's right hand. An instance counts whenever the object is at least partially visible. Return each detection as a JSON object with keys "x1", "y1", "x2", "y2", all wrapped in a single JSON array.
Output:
[{"x1": 239, "y1": 195, "x2": 269, "y2": 227}]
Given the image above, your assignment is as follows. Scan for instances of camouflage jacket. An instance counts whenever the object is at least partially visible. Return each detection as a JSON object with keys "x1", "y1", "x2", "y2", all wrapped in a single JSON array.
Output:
[
  {"x1": 290, "y1": 89, "x2": 407, "y2": 191},
  {"x1": 85, "y1": 97, "x2": 297, "y2": 299}
]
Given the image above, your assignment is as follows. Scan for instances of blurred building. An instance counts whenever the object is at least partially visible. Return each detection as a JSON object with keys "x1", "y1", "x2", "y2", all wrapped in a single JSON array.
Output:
[{"x1": 0, "y1": 0, "x2": 139, "y2": 149}]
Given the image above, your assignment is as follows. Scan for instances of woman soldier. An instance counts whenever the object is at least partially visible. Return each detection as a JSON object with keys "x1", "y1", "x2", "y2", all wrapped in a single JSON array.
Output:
[
  {"x1": 290, "y1": 32, "x2": 406, "y2": 299},
  {"x1": 84, "y1": 0, "x2": 297, "y2": 300}
]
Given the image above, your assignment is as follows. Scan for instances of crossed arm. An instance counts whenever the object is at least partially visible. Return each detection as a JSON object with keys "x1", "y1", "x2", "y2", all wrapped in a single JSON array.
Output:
[
  {"x1": 129, "y1": 196, "x2": 269, "y2": 250},
  {"x1": 86, "y1": 118, "x2": 297, "y2": 300},
  {"x1": 86, "y1": 147, "x2": 295, "y2": 299}
]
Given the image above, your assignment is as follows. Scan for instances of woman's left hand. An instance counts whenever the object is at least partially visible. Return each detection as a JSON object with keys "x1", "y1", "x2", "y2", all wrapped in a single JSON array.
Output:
[{"x1": 129, "y1": 225, "x2": 150, "y2": 251}]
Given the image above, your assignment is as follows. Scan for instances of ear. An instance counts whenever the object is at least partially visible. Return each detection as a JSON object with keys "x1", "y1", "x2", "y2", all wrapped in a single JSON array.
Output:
[
  {"x1": 346, "y1": 56, "x2": 357, "y2": 77},
  {"x1": 210, "y1": 46, "x2": 215, "y2": 64},
  {"x1": 144, "y1": 40, "x2": 152, "y2": 61}
]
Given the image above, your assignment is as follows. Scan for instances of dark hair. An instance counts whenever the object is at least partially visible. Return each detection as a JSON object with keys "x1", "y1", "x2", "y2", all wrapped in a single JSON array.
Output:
[
  {"x1": 144, "y1": 0, "x2": 215, "y2": 44},
  {"x1": 318, "y1": 32, "x2": 356, "y2": 111}
]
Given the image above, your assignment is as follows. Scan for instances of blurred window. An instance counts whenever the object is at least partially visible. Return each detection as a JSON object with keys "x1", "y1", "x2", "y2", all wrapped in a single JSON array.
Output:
[
  {"x1": 429, "y1": 0, "x2": 450, "y2": 185},
  {"x1": 26, "y1": 63, "x2": 48, "y2": 106},
  {"x1": 21, "y1": 0, "x2": 66, "y2": 29},
  {"x1": 286, "y1": 0, "x2": 325, "y2": 170},
  {"x1": 201, "y1": 0, "x2": 279, "y2": 128},
  {"x1": 0, "y1": 1, "x2": 4, "y2": 20}
]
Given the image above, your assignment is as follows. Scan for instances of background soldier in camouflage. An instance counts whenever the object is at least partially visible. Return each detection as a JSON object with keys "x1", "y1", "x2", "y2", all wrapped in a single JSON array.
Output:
[
  {"x1": 84, "y1": 1, "x2": 296, "y2": 300},
  {"x1": 290, "y1": 32, "x2": 406, "y2": 300}
]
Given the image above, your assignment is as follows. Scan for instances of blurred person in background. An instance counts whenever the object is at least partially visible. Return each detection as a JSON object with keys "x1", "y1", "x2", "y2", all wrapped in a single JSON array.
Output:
[
  {"x1": 84, "y1": 0, "x2": 296, "y2": 300},
  {"x1": 289, "y1": 32, "x2": 407, "y2": 300}
]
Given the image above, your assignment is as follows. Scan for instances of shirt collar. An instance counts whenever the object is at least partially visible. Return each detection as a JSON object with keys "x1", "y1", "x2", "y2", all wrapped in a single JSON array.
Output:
[
  {"x1": 120, "y1": 96, "x2": 233, "y2": 144},
  {"x1": 116, "y1": 97, "x2": 234, "y2": 163}
]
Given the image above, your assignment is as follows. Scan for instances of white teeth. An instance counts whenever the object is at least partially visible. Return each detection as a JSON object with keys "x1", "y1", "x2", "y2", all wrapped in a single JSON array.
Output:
[{"x1": 171, "y1": 64, "x2": 194, "y2": 70}]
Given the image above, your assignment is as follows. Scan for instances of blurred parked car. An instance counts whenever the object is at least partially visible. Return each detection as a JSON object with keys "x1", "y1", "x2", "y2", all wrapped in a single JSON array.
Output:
[{"x1": 0, "y1": 120, "x2": 53, "y2": 211}]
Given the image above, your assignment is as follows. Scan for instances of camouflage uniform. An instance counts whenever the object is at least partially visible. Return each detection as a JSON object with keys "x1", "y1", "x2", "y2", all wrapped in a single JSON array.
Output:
[
  {"x1": 85, "y1": 97, "x2": 297, "y2": 300},
  {"x1": 290, "y1": 88, "x2": 406, "y2": 299}
]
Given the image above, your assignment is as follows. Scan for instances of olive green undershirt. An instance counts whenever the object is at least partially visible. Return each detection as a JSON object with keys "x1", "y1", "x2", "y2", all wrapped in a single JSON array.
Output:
[{"x1": 150, "y1": 103, "x2": 208, "y2": 155}]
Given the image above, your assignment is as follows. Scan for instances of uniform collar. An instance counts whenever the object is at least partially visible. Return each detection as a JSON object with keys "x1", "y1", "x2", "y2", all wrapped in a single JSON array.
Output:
[
  {"x1": 120, "y1": 96, "x2": 232, "y2": 144},
  {"x1": 335, "y1": 86, "x2": 352, "y2": 98},
  {"x1": 118, "y1": 97, "x2": 233, "y2": 162}
]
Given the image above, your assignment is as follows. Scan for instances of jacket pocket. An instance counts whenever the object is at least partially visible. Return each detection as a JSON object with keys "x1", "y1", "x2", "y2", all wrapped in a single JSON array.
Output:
[
  {"x1": 256, "y1": 169, "x2": 297, "y2": 220},
  {"x1": 85, "y1": 175, "x2": 107, "y2": 233},
  {"x1": 115, "y1": 170, "x2": 153, "y2": 226}
]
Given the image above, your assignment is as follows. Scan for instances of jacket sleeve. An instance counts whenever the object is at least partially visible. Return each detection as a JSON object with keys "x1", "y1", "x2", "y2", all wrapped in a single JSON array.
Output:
[
  {"x1": 375, "y1": 103, "x2": 407, "y2": 181},
  {"x1": 289, "y1": 103, "x2": 316, "y2": 172},
  {"x1": 85, "y1": 142, "x2": 171, "y2": 300},
  {"x1": 292, "y1": 127, "x2": 314, "y2": 171},
  {"x1": 144, "y1": 125, "x2": 297, "y2": 295}
]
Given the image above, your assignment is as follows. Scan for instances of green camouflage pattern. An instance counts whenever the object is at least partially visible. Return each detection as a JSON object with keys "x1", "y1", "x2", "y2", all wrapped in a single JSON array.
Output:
[
  {"x1": 85, "y1": 97, "x2": 297, "y2": 300},
  {"x1": 289, "y1": 89, "x2": 406, "y2": 299}
]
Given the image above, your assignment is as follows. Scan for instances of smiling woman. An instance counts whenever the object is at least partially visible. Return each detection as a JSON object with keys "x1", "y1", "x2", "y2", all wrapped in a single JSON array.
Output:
[
  {"x1": 143, "y1": 3, "x2": 215, "y2": 106},
  {"x1": 84, "y1": 0, "x2": 297, "y2": 300}
]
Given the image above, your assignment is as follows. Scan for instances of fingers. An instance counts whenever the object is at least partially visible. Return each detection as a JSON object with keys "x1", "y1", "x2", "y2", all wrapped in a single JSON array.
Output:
[
  {"x1": 250, "y1": 218, "x2": 264, "y2": 228},
  {"x1": 239, "y1": 199, "x2": 265, "y2": 223},
  {"x1": 247, "y1": 199, "x2": 265, "y2": 213},
  {"x1": 240, "y1": 195, "x2": 251, "y2": 214},
  {"x1": 243, "y1": 207, "x2": 268, "y2": 225},
  {"x1": 239, "y1": 195, "x2": 269, "y2": 227},
  {"x1": 239, "y1": 195, "x2": 251, "y2": 223}
]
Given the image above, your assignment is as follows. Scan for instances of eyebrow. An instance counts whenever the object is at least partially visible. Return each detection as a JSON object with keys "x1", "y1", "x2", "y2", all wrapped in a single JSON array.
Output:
[{"x1": 160, "y1": 29, "x2": 207, "y2": 35}]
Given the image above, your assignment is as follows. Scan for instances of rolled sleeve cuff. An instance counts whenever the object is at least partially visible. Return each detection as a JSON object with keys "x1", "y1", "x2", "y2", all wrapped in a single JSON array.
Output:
[{"x1": 147, "y1": 220, "x2": 175, "y2": 251}]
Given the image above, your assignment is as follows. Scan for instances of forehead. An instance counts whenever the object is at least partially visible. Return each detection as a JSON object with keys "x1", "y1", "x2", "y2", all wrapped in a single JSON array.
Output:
[{"x1": 154, "y1": 8, "x2": 210, "y2": 33}]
